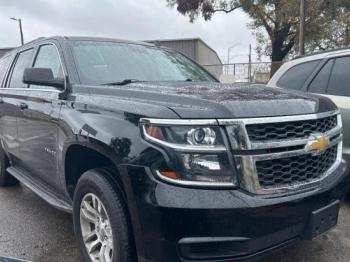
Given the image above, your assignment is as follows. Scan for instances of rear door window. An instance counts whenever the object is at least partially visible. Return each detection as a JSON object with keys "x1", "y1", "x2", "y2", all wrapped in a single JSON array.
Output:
[
  {"x1": 327, "y1": 56, "x2": 350, "y2": 97},
  {"x1": 308, "y1": 59, "x2": 334, "y2": 94},
  {"x1": 277, "y1": 60, "x2": 320, "y2": 90},
  {"x1": 8, "y1": 49, "x2": 34, "y2": 88}
]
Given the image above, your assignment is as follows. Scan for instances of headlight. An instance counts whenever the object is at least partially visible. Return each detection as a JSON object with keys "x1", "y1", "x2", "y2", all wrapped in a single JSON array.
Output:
[{"x1": 140, "y1": 119, "x2": 236, "y2": 187}]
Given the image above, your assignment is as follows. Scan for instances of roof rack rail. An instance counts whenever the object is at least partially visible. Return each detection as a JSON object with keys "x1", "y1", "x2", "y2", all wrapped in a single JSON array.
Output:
[
  {"x1": 23, "y1": 37, "x2": 46, "y2": 45},
  {"x1": 293, "y1": 46, "x2": 350, "y2": 60}
]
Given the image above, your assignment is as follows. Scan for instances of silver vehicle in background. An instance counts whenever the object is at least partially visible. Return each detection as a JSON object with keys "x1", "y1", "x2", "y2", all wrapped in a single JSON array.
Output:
[{"x1": 268, "y1": 48, "x2": 350, "y2": 165}]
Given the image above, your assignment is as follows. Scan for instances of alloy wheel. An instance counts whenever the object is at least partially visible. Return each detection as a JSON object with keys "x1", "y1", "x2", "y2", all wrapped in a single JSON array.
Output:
[{"x1": 80, "y1": 193, "x2": 114, "y2": 262}]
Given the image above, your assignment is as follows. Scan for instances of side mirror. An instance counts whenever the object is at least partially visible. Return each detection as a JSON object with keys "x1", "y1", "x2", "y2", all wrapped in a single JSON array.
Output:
[{"x1": 23, "y1": 68, "x2": 65, "y2": 90}]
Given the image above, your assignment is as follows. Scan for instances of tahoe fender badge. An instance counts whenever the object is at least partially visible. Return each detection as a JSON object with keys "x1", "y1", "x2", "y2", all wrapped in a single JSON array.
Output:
[{"x1": 44, "y1": 147, "x2": 57, "y2": 156}]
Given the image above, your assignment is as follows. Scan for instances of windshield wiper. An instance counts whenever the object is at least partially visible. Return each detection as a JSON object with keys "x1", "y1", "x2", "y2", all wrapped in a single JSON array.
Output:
[
  {"x1": 102, "y1": 79, "x2": 195, "y2": 86},
  {"x1": 102, "y1": 79, "x2": 142, "y2": 86}
]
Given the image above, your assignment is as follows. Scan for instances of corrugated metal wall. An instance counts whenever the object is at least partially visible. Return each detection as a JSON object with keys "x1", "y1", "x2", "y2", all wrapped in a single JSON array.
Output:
[
  {"x1": 197, "y1": 41, "x2": 219, "y2": 65},
  {"x1": 152, "y1": 40, "x2": 197, "y2": 61},
  {"x1": 147, "y1": 39, "x2": 222, "y2": 78},
  {"x1": 197, "y1": 40, "x2": 222, "y2": 77}
]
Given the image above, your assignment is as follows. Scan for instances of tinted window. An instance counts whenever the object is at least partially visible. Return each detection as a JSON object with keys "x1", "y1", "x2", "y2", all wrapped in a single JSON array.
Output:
[
  {"x1": 0, "y1": 56, "x2": 10, "y2": 86},
  {"x1": 277, "y1": 60, "x2": 320, "y2": 90},
  {"x1": 308, "y1": 59, "x2": 334, "y2": 94},
  {"x1": 32, "y1": 44, "x2": 63, "y2": 89},
  {"x1": 71, "y1": 41, "x2": 216, "y2": 85},
  {"x1": 9, "y1": 49, "x2": 34, "y2": 88},
  {"x1": 327, "y1": 57, "x2": 350, "y2": 97}
]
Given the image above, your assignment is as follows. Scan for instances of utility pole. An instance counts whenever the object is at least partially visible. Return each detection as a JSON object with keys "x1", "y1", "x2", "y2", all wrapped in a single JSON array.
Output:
[
  {"x1": 227, "y1": 43, "x2": 241, "y2": 74},
  {"x1": 10, "y1": 17, "x2": 24, "y2": 45},
  {"x1": 19, "y1": 19, "x2": 24, "y2": 46},
  {"x1": 248, "y1": 44, "x2": 252, "y2": 82},
  {"x1": 227, "y1": 48, "x2": 230, "y2": 75},
  {"x1": 299, "y1": 0, "x2": 305, "y2": 55}
]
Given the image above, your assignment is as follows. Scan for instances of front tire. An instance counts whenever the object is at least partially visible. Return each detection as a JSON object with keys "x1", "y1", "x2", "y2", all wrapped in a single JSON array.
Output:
[
  {"x1": 73, "y1": 168, "x2": 135, "y2": 262},
  {"x1": 0, "y1": 146, "x2": 18, "y2": 187}
]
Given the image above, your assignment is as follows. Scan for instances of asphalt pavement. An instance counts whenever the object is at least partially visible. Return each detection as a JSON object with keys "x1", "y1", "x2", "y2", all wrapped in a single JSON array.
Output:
[
  {"x1": 0, "y1": 184, "x2": 80, "y2": 262},
  {"x1": 0, "y1": 183, "x2": 350, "y2": 262}
]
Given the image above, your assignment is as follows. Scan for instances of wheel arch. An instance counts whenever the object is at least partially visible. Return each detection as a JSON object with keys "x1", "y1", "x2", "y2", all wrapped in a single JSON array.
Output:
[
  {"x1": 63, "y1": 139, "x2": 126, "y2": 200},
  {"x1": 61, "y1": 136, "x2": 145, "y2": 258}
]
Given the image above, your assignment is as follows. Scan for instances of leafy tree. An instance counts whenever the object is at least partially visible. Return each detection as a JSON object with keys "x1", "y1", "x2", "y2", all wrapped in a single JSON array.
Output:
[
  {"x1": 166, "y1": 0, "x2": 349, "y2": 74},
  {"x1": 306, "y1": 5, "x2": 350, "y2": 51}
]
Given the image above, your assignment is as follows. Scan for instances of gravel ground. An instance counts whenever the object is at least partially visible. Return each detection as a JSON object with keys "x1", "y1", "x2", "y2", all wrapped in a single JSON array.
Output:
[{"x1": 0, "y1": 184, "x2": 349, "y2": 262}]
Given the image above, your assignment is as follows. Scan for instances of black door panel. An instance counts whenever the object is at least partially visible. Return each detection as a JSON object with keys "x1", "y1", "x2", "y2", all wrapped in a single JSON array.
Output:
[
  {"x1": 17, "y1": 90, "x2": 62, "y2": 189},
  {"x1": 0, "y1": 94, "x2": 20, "y2": 161},
  {"x1": 0, "y1": 49, "x2": 34, "y2": 163},
  {"x1": 15, "y1": 43, "x2": 65, "y2": 190}
]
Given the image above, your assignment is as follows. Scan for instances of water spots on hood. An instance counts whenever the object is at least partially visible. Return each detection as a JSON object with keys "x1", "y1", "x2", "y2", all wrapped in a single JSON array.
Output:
[
  {"x1": 77, "y1": 81, "x2": 336, "y2": 118},
  {"x1": 129, "y1": 81, "x2": 307, "y2": 102}
]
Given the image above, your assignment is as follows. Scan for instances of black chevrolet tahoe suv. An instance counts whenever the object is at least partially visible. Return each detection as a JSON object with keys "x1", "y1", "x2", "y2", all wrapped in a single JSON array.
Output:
[{"x1": 0, "y1": 36, "x2": 348, "y2": 262}]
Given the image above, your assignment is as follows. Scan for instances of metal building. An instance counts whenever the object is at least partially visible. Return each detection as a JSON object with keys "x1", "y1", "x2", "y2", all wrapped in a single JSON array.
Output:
[
  {"x1": 145, "y1": 38, "x2": 223, "y2": 78},
  {"x1": 0, "y1": 48, "x2": 14, "y2": 58}
]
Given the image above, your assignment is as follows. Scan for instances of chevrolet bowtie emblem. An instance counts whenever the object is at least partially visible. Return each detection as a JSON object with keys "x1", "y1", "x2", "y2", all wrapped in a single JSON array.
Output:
[{"x1": 306, "y1": 134, "x2": 330, "y2": 154}]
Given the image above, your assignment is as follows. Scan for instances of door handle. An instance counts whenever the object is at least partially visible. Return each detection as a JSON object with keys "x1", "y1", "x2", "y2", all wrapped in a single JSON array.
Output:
[{"x1": 19, "y1": 102, "x2": 28, "y2": 110}]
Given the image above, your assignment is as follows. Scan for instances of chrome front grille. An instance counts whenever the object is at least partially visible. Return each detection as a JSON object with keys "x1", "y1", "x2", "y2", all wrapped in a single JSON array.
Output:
[
  {"x1": 220, "y1": 111, "x2": 343, "y2": 195},
  {"x1": 246, "y1": 115, "x2": 337, "y2": 141},
  {"x1": 256, "y1": 145, "x2": 338, "y2": 189}
]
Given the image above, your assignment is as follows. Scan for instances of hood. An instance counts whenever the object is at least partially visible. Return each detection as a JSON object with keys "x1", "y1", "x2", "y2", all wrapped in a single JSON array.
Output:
[{"x1": 77, "y1": 81, "x2": 337, "y2": 119}]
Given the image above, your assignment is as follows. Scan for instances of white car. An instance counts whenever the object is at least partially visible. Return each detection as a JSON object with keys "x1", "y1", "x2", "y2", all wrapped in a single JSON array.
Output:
[{"x1": 268, "y1": 48, "x2": 350, "y2": 165}]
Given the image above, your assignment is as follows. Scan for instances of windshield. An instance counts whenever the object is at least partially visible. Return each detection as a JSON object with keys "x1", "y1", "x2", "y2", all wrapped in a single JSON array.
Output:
[{"x1": 71, "y1": 41, "x2": 217, "y2": 85}]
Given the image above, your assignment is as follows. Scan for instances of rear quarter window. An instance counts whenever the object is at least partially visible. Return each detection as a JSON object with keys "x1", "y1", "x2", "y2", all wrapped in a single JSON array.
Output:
[
  {"x1": 308, "y1": 59, "x2": 334, "y2": 94},
  {"x1": 277, "y1": 60, "x2": 320, "y2": 90},
  {"x1": 327, "y1": 56, "x2": 350, "y2": 97}
]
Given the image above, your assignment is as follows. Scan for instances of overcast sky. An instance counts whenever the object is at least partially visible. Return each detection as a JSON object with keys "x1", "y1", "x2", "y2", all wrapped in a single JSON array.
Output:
[{"x1": 0, "y1": 0, "x2": 261, "y2": 63}]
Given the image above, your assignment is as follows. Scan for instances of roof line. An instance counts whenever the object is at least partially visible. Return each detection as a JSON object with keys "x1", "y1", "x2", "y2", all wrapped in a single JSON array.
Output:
[
  {"x1": 144, "y1": 37, "x2": 203, "y2": 43},
  {"x1": 293, "y1": 46, "x2": 350, "y2": 60},
  {"x1": 0, "y1": 47, "x2": 16, "y2": 50}
]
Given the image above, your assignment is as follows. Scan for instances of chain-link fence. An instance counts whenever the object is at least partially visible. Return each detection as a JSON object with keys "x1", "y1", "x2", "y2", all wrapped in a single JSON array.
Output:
[{"x1": 203, "y1": 62, "x2": 283, "y2": 84}]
